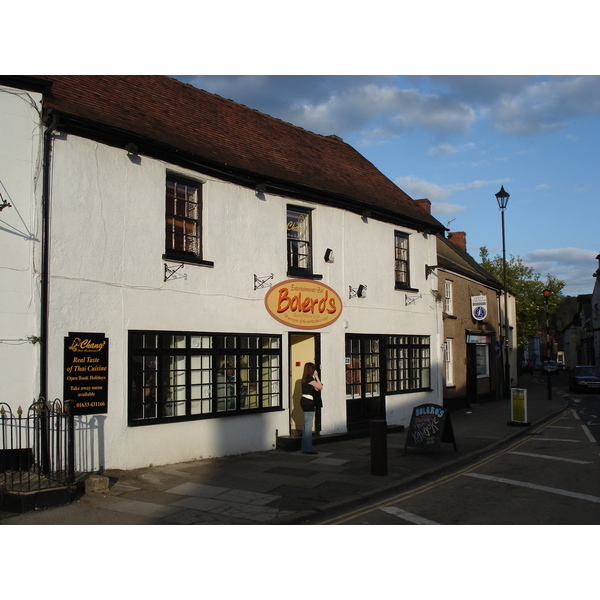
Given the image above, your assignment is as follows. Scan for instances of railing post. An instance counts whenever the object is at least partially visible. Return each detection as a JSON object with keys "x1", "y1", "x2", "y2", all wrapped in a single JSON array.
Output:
[
  {"x1": 66, "y1": 400, "x2": 75, "y2": 485},
  {"x1": 38, "y1": 397, "x2": 51, "y2": 475}
]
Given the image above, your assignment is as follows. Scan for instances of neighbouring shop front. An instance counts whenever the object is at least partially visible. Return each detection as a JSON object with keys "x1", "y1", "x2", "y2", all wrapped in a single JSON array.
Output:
[{"x1": 466, "y1": 331, "x2": 497, "y2": 404}]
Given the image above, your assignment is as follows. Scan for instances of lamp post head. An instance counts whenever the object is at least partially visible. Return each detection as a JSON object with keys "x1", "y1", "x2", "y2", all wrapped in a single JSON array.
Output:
[
  {"x1": 543, "y1": 289, "x2": 551, "y2": 299},
  {"x1": 495, "y1": 185, "x2": 510, "y2": 211}
]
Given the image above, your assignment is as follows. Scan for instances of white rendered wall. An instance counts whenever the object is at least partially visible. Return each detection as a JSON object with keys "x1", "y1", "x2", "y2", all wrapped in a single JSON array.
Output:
[
  {"x1": 45, "y1": 133, "x2": 443, "y2": 470},
  {"x1": 0, "y1": 86, "x2": 43, "y2": 409}
]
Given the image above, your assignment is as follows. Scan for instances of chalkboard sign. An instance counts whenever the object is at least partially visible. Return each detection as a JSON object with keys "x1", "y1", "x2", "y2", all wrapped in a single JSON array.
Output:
[{"x1": 403, "y1": 404, "x2": 457, "y2": 459}]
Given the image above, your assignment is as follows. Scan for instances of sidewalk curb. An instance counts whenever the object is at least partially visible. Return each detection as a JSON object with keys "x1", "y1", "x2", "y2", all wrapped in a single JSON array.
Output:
[{"x1": 276, "y1": 402, "x2": 570, "y2": 524}]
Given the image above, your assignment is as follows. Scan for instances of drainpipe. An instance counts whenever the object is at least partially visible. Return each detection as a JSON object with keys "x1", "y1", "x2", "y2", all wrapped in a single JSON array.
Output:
[{"x1": 40, "y1": 111, "x2": 59, "y2": 401}]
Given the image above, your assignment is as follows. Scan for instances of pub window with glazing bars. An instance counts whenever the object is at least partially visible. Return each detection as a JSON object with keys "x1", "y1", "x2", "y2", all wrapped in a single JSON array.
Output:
[
  {"x1": 385, "y1": 335, "x2": 430, "y2": 392},
  {"x1": 394, "y1": 231, "x2": 410, "y2": 289},
  {"x1": 165, "y1": 176, "x2": 202, "y2": 260},
  {"x1": 128, "y1": 332, "x2": 282, "y2": 425}
]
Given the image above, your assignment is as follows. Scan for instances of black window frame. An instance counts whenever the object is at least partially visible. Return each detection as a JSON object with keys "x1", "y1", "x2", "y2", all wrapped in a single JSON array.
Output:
[
  {"x1": 128, "y1": 331, "x2": 283, "y2": 426},
  {"x1": 286, "y1": 205, "x2": 321, "y2": 279},
  {"x1": 394, "y1": 231, "x2": 411, "y2": 290},
  {"x1": 385, "y1": 335, "x2": 431, "y2": 393},
  {"x1": 163, "y1": 174, "x2": 214, "y2": 267}
]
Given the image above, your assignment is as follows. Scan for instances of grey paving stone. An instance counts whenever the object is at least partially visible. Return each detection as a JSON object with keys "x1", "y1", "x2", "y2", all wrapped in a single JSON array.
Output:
[
  {"x1": 166, "y1": 482, "x2": 230, "y2": 497},
  {"x1": 104, "y1": 499, "x2": 168, "y2": 516}
]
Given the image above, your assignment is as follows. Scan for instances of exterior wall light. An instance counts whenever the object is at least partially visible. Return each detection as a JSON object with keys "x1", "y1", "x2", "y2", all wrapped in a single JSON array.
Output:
[{"x1": 349, "y1": 284, "x2": 367, "y2": 299}]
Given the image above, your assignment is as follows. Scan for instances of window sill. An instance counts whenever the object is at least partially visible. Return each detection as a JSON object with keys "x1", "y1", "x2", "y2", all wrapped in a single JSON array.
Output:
[
  {"x1": 395, "y1": 284, "x2": 419, "y2": 293},
  {"x1": 128, "y1": 405, "x2": 284, "y2": 427},
  {"x1": 163, "y1": 253, "x2": 214, "y2": 268},
  {"x1": 386, "y1": 387, "x2": 433, "y2": 396},
  {"x1": 287, "y1": 270, "x2": 323, "y2": 280}
]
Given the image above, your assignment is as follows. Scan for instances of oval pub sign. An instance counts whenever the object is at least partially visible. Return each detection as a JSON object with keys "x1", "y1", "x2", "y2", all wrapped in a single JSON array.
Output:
[{"x1": 265, "y1": 279, "x2": 343, "y2": 330}]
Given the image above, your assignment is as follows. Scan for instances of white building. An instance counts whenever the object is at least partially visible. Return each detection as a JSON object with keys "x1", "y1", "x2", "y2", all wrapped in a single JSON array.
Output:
[{"x1": 1, "y1": 76, "x2": 447, "y2": 471}]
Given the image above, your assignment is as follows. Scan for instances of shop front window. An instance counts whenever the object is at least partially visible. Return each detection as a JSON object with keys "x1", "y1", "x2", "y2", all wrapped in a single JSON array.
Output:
[
  {"x1": 129, "y1": 331, "x2": 282, "y2": 425},
  {"x1": 475, "y1": 344, "x2": 489, "y2": 377},
  {"x1": 385, "y1": 335, "x2": 431, "y2": 393}
]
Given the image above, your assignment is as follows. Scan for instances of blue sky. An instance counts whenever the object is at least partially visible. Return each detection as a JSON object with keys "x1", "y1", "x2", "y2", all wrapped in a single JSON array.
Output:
[
  {"x1": 173, "y1": 75, "x2": 599, "y2": 298},
  {"x1": 16, "y1": 3, "x2": 597, "y2": 299}
]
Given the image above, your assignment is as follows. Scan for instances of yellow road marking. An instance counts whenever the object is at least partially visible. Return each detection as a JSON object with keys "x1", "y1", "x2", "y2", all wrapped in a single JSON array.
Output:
[{"x1": 318, "y1": 410, "x2": 569, "y2": 525}]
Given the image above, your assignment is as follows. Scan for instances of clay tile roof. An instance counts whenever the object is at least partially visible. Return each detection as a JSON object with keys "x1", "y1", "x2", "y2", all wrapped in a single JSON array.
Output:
[{"x1": 36, "y1": 75, "x2": 444, "y2": 231}]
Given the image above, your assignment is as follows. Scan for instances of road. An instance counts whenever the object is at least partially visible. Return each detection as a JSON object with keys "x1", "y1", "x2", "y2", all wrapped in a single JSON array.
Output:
[{"x1": 313, "y1": 380, "x2": 600, "y2": 525}]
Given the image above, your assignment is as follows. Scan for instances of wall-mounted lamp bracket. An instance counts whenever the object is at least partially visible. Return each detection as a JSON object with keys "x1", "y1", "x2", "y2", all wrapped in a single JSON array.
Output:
[
  {"x1": 164, "y1": 263, "x2": 186, "y2": 282},
  {"x1": 405, "y1": 293, "x2": 422, "y2": 306},
  {"x1": 254, "y1": 273, "x2": 274, "y2": 290},
  {"x1": 349, "y1": 284, "x2": 367, "y2": 299},
  {"x1": 425, "y1": 264, "x2": 439, "y2": 279},
  {"x1": 0, "y1": 191, "x2": 11, "y2": 211}
]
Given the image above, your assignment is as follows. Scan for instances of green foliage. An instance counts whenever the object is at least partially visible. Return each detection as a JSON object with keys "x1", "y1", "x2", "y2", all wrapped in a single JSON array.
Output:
[{"x1": 479, "y1": 246, "x2": 565, "y2": 347}]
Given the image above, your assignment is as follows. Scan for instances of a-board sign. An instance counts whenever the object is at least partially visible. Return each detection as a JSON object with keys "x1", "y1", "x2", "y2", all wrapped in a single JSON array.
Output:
[
  {"x1": 509, "y1": 388, "x2": 530, "y2": 426},
  {"x1": 403, "y1": 403, "x2": 457, "y2": 459},
  {"x1": 64, "y1": 332, "x2": 109, "y2": 415}
]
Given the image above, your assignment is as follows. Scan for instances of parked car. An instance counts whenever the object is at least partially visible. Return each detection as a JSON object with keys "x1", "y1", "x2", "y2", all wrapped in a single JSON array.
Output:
[
  {"x1": 541, "y1": 360, "x2": 559, "y2": 375},
  {"x1": 568, "y1": 366, "x2": 600, "y2": 392}
]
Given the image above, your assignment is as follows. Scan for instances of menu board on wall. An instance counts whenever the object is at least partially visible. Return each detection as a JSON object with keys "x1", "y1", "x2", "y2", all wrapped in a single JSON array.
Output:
[
  {"x1": 64, "y1": 332, "x2": 109, "y2": 415},
  {"x1": 403, "y1": 403, "x2": 457, "y2": 459}
]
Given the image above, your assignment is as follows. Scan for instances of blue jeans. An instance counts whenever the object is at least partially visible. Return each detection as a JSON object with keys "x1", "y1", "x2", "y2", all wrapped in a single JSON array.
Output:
[{"x1": 301, "y1": 411, "x2": 315, "y2": 452}]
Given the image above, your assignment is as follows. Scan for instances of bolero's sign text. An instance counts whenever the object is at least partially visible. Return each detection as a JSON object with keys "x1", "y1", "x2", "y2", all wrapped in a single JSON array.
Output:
[{"x1": 265, "y1": 279, "x2": 343, "y2": 329}]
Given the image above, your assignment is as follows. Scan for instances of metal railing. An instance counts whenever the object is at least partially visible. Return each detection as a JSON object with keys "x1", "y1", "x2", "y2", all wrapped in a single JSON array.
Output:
[{"x1": 0, "y1": 398, "x2": 75, "y2": 496}]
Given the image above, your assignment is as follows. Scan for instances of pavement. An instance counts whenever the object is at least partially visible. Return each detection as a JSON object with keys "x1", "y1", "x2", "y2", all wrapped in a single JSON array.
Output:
[{"x1": 0, "y1": 373, "x2": 570, "y2": 525}]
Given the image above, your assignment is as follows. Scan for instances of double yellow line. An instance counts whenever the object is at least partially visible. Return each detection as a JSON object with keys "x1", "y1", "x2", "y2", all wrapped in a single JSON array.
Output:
[{"x1": 319, "y1": 410, "x2": 569, "y2": 525}]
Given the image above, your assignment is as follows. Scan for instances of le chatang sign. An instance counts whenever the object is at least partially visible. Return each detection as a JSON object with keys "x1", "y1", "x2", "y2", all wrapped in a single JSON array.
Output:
[
  {"x1": 265, "y1": 279, "x2": 343, "y2": 330},
  {"x1": 63, "y1": 332, "x2": 109, "y2": 415}
]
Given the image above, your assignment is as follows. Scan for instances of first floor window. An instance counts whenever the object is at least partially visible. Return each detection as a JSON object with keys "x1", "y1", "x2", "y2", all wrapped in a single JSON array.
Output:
[
  {"x1": 165, "y1": 175, "x2": 202, "y2": 260},
  {"x1": 287, "y1": 205, "x2": 312, "y2": 275},
  {"x1": 394, "y1": 231, "x2": 410, "y2": 289},
  {"x1": 129, "y1": 331, "x2": 281, "y2": 425},
  {"x1": 444, "y1": 280, "x2": 453, "y2": 314},
  {"x1": 445, "y1": 338, "x2": 453, "y2": 386}
]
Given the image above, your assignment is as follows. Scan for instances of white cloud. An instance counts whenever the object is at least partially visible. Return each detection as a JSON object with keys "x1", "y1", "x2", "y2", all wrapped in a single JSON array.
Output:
[
  {"x1": 524, "y1": 248, "x2": 597, "y2": 265},
  {"x1": 431, "y1": 202, "x2": 467, "y2": 216},
  {"x1": 522, "y1": 248, "x2": 599, "y2": 296},
  {"x1": 429, "y1": 143, "x2": 458, "y2": 156},
  {"x1": 395, "y1": 175, "x2": 510, "y2": 207},
  {"x1": 488, "y1": 75, "x2": 600, "y2": 135},
  {"x1": 395, "y1": 176, "x2": 449, "y2": 201}
]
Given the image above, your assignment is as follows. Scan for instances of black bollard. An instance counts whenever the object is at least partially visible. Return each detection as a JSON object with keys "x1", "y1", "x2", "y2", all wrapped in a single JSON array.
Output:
[{"x1": 370, "y1": 419, "x2": 388, "y2": 476}]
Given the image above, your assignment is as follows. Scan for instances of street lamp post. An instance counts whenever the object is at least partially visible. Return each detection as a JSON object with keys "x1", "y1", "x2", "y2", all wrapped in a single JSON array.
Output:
[
  {"x1": 495, "y1": 185, "x2": 510, "y2": 398},
  {"x1": 543, "y1": 288, "x2": 552, "y2": 400}
]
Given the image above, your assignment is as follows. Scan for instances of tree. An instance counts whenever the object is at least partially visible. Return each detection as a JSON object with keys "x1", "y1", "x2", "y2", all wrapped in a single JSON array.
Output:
[{"x1": 479, "y1": 247, "x2": 565, "y2": 347}]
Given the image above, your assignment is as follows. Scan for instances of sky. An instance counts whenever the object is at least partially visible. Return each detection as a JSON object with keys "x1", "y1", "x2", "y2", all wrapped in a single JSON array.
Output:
[
  {"x1": 173, "y1": 75, "x2": 599, "y2": 298},
  {"x1": 11, "y1": 3, "x2": 598, "y2": 300}
]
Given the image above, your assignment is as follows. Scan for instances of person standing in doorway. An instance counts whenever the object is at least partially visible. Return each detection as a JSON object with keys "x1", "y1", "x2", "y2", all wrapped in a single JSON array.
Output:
[{"x1": 300, "y1": 362, "x2": 323, "y2": 454}]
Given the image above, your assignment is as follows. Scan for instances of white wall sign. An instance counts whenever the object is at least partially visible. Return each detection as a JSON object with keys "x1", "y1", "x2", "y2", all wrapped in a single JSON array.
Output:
[{"x1": 471, "y1": 295, "x2": 487, "y2": 321}]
